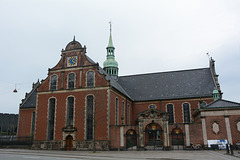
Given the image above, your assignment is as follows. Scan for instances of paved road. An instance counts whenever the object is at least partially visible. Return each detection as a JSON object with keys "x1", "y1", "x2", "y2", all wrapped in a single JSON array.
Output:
[{"x1": 0, "y1": 149, "x2": 239, "y2": 160}]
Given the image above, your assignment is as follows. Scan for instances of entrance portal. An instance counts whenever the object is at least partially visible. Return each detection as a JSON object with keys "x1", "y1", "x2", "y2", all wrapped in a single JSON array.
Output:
[
  {"x1": 65, "y1": 135, "x2": 73, "y2": 151},
  {"x1": 145, "y1": 123, "x2": 163, "y2": 150},
  {"x1": 171, "y1": 128, "x2": 184, "y2": 150},
  {"x1": 126, "y1": 129, "x2": 137, "y2": 150}
]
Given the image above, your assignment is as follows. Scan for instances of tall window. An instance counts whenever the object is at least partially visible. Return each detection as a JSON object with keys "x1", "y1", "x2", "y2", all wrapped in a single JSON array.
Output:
[
  {"x1": 122, "y1": 102, "x2": 125, "y2": 124},
  {"x1": 167, "y1": 104, "x2": 174, "y2": 124},
  {"x1": 86, "y1": 95, "x2": 94, "y2": 140},
  {"x1": 127, "y1": 104, "x2": 130, "y2": 125},
  {"x1": 47, "y1": 98, "x2": 55, "y2": 140},
  {"x1": 115, "y1": 98, "x2": 119, "y2": 125},
  {"x1": 66, "y1": 97, "x2": 74, "y2": 126},
  {"x1": 87, "y1": 71, "x2": 94, "y2": 87},
  {"x1": 68, "y1": 73, "x2": 75, "y2": 89},
  {"x1": 183, "y1": 103, "x2": 190, "y2": 123},
  {"x1": 50, "y1": 75, "x2": 57, "y2": 90},
  {"x1": 31, "y1": 111, "x2": 36, "y2": 136}
]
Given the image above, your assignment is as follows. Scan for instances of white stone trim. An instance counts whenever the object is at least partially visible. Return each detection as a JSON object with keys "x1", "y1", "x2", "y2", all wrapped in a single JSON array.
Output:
[
  {"x1": 185, "y1": 124, "x2": 190, "y2": 146},
  {"x1": 201, "y1": 117, "x2": 208, "y2": 146},
  {"x1": 225, "y1": 116, "x2": 233, "y2": 144},
  {"x1": 201, "y1": 110, "x2": 240, "y2": 117}
]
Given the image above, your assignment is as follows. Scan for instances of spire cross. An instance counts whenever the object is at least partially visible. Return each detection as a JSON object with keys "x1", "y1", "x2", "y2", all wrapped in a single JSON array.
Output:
[{"x1": 109, "y1": 21, "x2": 112, "y2": 33}]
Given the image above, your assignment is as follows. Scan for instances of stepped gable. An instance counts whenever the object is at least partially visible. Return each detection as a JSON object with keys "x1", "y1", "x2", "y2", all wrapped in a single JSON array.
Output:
[{"x1": 20, "y1": 81, "x2": 40, "y2": 109}]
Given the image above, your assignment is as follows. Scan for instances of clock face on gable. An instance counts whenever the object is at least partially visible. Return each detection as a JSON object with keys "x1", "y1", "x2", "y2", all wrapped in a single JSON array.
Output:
[{"x1": 67, "y1": 56, "x2": 78, "y2": 67}]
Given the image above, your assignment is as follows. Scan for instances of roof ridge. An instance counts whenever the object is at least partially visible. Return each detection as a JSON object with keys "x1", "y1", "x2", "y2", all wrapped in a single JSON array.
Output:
[{"x1": 119, "y1": 67, "x2": 210, "y2": 78}]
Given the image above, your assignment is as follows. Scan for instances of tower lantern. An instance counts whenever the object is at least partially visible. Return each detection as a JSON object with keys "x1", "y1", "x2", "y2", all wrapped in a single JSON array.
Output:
[{"x1": 103, "y1": 22, "x2": 119, "y2": 79}]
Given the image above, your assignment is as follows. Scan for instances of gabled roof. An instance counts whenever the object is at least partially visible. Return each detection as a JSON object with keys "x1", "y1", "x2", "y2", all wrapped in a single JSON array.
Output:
[
  {"x1": 20, "y1": 81, "x2": 40, "y2": 109},
  {"x1": 117, "y1": 68, "x2": 216, "y2": 101},
  {"x1": 202, "y1": 99, "x2": 240, "y2": 109}
]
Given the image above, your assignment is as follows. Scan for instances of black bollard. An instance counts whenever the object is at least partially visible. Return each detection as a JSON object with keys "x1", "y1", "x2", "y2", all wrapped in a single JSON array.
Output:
[
  {"x1": 226, "y1": 143, "x2": 229, "y2": 154},
  {"x1": 230, "y1": 144, "x2": 234, "y2": 155}
]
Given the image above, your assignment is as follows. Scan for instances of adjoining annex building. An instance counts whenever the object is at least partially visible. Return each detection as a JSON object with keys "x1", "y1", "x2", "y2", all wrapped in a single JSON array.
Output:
[{"x1": 17, "y1": 29, "x2": 240, "y2": 151}]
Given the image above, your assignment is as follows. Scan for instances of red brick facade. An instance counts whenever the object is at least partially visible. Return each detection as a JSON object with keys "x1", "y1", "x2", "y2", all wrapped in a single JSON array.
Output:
[{"x1": 17, "y1": 38, "x2": 240, "y2": 151}]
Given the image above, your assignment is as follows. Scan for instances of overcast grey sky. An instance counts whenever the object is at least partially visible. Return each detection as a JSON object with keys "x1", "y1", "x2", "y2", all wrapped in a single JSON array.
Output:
[{"x1": 0, "y1": 0, "x2": 240, "y2": 114}]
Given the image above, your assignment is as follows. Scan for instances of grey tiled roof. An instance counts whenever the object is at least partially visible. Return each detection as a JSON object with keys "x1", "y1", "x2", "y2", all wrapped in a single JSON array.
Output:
[
  {"x1": 117, "y1": 68, "x2": 216, "y2": 101},
  {"x1": 203, "y1": 99, "x2": 240, "y2": 109},
  {"x1": 98, "y1": 66, "x2": 132, "y2": 99},
  {"x1": 20, "y1": 81, "x2": 40, "y2": 109}
]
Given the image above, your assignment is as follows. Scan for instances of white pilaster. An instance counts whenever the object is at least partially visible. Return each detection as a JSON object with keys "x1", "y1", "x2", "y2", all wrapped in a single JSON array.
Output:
[
  {"x1": 225, "y1": 116, "x2": 233, "y2": 144},
  {"x1": 185, "y1": 124, "x2": 190, "y2": 146},
  {"x1": 120, "y1": 126, "x2": 124, "y2": 147},
  {"x1": 201, "y1": 117, "x2": 208, "y2": 146}
]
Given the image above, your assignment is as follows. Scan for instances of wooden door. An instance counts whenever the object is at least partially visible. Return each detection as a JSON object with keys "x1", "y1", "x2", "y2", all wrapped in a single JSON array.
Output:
[{"x1": 65, "y1": 135, "x2": 73, "y2": 151}]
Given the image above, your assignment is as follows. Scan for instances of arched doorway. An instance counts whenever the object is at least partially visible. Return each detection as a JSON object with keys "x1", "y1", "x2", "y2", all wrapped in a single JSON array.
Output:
[
  {"x1": 65, "y1": 135, "x2": 73, "y2": 151},
  {"x1": 145, "y1": 123, "x2": 163, "y2": 150},
  {"x1": 171, "y1": 128, "x2": 184, "y2": 150},
  {"x1": 126, "y1": 129, "x2": 137, "y2": 150}
]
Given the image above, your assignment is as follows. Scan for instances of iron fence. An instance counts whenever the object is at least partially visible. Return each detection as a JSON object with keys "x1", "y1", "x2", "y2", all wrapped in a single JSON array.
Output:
[{"x1": 0, "y1": 136, "x2": 33, "y2": 145}]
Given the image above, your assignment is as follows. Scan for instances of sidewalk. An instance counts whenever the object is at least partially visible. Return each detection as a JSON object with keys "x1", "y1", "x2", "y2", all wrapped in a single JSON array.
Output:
[{"x1": 0, "y1": 149, "x2": 239, "y2": 160}]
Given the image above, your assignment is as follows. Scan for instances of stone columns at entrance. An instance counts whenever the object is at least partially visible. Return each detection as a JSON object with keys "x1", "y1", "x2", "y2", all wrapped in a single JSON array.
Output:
[
  {"x1": 138, "y1": 118, "x2": 144, "y2": 148},
  {"x1": 163, "y1": 117, "x2": 169, "y2": 148}
]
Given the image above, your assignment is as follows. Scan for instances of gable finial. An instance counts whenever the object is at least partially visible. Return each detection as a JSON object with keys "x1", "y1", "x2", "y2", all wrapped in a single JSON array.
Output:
[{"x1": 73, "y1": 35, "x2": 75, "y2": 41}]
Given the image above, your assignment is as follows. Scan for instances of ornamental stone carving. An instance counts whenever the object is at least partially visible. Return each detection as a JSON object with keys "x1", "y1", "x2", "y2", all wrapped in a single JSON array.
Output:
[
  {"x1": 212, "y1": 122, "x2": 219, "y2": 134},
  {"x1": 237, "y1": 121, "x2": 240, "y2": 132}
]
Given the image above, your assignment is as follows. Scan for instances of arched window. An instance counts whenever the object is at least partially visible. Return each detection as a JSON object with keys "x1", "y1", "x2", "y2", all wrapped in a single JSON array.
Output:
[
  {"x1": 87, "y1": 71, "x2": 94, "y2": 87},
  {"x1": 68, "y1": 73, "x2": 75, "y2": 89},
  {"x1": 122, "y1": 101, "x2": 125, "y2": 124},
  {"x1": 167, "y1": 104, "x2": 174, "y2": 124},
  {"x1": 47, "y1": 98, "x2": 56, "y2": 140},
  {"x1": 66, "y1": 97, "x2": 74, "y2": 126},
  {"x1": 115, "y1": 98, "x2": 119, "y2": 125},
  {"x1": 183, "y1": 103, "x2": 190, "y2": 123},
  {"x1": 50, "y1": 75, "x2": 57, "y2": 90},
  {"x1": 149, "y1": 104, "x2": 156, "y2": 109},
  {"x1": 86, "y1": 95, "x2": 94, "y2": 140},
  {"x1": 127, "y1": 104, "x2": 130, "y2": 125}
]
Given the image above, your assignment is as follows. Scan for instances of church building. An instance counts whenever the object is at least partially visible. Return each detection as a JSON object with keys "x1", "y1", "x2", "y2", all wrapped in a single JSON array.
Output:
[{"x1": 17, "y1": 28, "x2": 240, "y2": 150}]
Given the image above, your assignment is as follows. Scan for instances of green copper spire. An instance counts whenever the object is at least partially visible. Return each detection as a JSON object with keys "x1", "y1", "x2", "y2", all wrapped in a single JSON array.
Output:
[
  {"x1": 103, "y1": 22, "x2": 119, "y2": 79},
  {"x1": 107, "y1": 23, "x2": 114, "y2": 48}
]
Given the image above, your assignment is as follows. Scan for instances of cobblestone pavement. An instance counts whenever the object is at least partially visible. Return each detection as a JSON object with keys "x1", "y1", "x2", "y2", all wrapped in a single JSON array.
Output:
[{"x1": 0, "y1": 149, "x2": 239, "y2": 160}]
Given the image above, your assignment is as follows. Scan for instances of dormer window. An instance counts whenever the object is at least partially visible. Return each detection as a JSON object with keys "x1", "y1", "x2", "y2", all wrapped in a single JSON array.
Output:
[{"x1": 50, "y1": 75, "x2": 57, "y2": 90}]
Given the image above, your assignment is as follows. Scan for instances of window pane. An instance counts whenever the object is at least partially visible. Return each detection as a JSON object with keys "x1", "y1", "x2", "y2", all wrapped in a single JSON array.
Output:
[
  {"x1": 50, "y1": 75, "x2": 57, "y2": 90},
  {"x1": 66, "y1": 97, "x2": 74, "y2": 126},
  {"x1": 48, "y1": 98, "x2": 55, "y2": 140},
  {"x1": 183, "y1": 103, "x2": 190, "y2": 123},
  {"x1": 167, "y1": 104, "x2": 174, "y2": 124},
  {"x1": 68, "y1": 73, "x2": 75, "y2": 89},
  {"x1": 86, "y1": 95, "x2": 93, "y2": 140},
  {"x1": 87, "y1": 71, "x2": 94, "y2": 87},
  {"x1": 115, "y1": 98, "x2": 119, "y2": 125}
]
